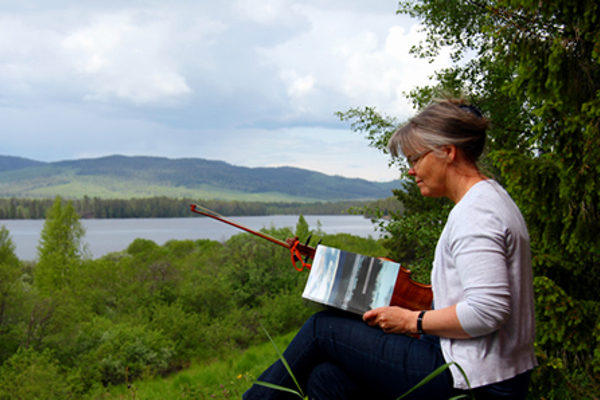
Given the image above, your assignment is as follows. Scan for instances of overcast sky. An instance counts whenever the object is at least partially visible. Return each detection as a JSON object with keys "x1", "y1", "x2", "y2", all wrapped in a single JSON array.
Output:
[{"x1": 0, "y1": 0, "x2": 451, "y2": 182}]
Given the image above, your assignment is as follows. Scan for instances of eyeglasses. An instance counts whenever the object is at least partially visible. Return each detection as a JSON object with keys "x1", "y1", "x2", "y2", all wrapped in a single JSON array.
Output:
[{"x1": 406, "y1": 149, "x2": 434, "y2": 168}]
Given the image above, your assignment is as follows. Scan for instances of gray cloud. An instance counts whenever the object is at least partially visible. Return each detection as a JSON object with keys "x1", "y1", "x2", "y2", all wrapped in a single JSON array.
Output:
[{"x1": 0, "y1": 0, "x2": 451, "y2": 182}]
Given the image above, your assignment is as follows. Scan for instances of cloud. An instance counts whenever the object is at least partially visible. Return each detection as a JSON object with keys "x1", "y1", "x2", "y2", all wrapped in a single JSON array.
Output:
[
  {"x1": 232, "y1": 0, "x2": 303, "y2": 25},
  {"x1": 0, "y1": 1, "x2": 452, "y2": 182},
  {"x1": 61, "y1": 10, "x2": 198, "y2": 105},
  {"x1": 255, "y1": 4, "x2": 451, "y2": 125}
]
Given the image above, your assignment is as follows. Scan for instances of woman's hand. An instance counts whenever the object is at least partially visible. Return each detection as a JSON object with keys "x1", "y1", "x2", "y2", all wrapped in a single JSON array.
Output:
[
  {"x1": 363, "y1": 306, "x2": 418, "y2": 334},
  {"x1": 364, "y1": 305, "x2": 472, "y2": 338}
]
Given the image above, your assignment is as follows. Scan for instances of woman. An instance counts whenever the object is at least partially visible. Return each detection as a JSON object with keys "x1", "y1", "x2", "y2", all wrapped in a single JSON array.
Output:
[{"x1": 243, "y1": 98, "x2": 537, "y2": 399}]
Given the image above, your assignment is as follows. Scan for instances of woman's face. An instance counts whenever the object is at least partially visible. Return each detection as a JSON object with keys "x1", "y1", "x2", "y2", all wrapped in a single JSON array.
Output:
[{"x1": 406, "y1": 147, "x2": 448, "y2": 198}]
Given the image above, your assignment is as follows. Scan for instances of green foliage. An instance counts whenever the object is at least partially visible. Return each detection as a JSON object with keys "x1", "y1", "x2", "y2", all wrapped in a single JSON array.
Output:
[
  {"x1": 145, "y1": 301, "x2": 211, "y2": 364},
  {"x1": 337, "y1": 0, "x2": 600, "y2": 397},
  {"x1": 35, "y1": 196, "x2": 86, "y2": 293},
  {"x1": 1, "y1": 212, "x2": 388, "y2": 396},
  {"x1": 295, "y1": 215, "x2": 310, "y2": 242},
  {"x1": 255, "y1": 325, "x2": 304, "y2": 399},
  {"x1": 381, "y1": 205, "x2": 450, "y2": 284},
  {"x1": 223, "y1": 228, "x2": 302, "y2": 308},
  {"x1": 318, "y1": 232, "x2": 385, "y2": 260},
  {"x1": 336, "y1": 107, "x2": 399, "y2": 159},
  {"x1": 102, "y1": 330, "x2": 299, "y2": 399},
  {"x1": 0, "y1": 225, "x2": 24, "y2": 364},
  {"x1": 354, "y1": 196, "x2": 405, "y2": 219},
  {"x1": 256, "y1": 289, "x2": 313, "y2": 339},
  {"x1": 126, "y1": 238, "x2": 160, "y2": 257},
  {"x1": 0, "y1": 196, "x2": 373, "y2": 219},
  {"x1": 0, "y1": 225, "x2": 18, "y2": 267},
  {"x1": 0, "y1": 155, "x2": 396, "y2": 202},
  {"x1": 0, "y1": 347, "x2": 71, "y2": 400},
  {"x1": 76, "y1": 319, "x2": 174, "y2": 387}
]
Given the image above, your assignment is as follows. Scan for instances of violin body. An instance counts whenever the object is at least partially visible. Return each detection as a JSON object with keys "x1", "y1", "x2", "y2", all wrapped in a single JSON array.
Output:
[{"x1": 390, "y1": 265, "x2": 432, "y2": 311}]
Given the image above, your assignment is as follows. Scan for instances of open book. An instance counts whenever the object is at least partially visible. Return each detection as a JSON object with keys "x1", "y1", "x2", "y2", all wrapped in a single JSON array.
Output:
[{"x1": 302, "y1": 245, "x2": 401, "y2": 315}]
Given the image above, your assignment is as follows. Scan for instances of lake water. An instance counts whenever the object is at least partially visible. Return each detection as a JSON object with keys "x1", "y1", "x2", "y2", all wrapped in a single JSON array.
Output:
[{"x1": 0, "y1": 215, "x2": 380, "y2": 261}]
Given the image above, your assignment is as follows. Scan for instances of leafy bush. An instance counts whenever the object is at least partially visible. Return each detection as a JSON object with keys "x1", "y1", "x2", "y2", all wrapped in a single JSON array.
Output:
[
  {"x1": 223, "y1": 229, "x2": 302, "y2": 308},
  {"x1": 0, "y1": 215, "x2": 388, "y2": 396},
  {"x1": 126, "y1": 238, "x2": 160, "y2": 258},
  {"x1": 257, "y1": 286, "x2": 315, "y2": 336},
  {"x1": 76, "y1": 319, "x2": 174, "y2": 387},
  {"x1": 146, "y1": 301, "x2": 211, "y2": 366},
  {"x1": 0, "y1": 347, "x2": 71, "y2": 399}
]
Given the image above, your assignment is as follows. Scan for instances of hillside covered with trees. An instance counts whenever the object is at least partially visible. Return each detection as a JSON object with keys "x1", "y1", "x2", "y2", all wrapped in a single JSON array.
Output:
[
  {"x1": 0, "y1": 196, "x2": 390, "y2": 220},
  {"x1": 0, "y1": 155, "x2": 399, "y2": 202}
]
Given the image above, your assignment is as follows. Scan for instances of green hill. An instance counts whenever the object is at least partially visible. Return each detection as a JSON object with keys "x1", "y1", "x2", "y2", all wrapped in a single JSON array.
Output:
[{"x1": 0, "y1": 155, "x2": 400, "y2": 202}]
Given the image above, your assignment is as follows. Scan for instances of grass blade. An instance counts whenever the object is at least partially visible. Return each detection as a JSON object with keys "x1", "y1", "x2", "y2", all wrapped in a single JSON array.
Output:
[
  {"x1": 396, "y1": 362, "x2": 475, "y2": 400},
  {"x1": 258, "y1": 324, "x2": 305, "y2": 398},
  {"x1": 253, "y1": 381, "x2": 305, "y2": 398}
]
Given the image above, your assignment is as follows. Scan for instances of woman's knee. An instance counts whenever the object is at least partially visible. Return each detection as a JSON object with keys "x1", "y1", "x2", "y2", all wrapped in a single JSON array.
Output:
[
  {"x1": 306, "y1": 362, "x2": 365, "y2": 400},
  {"x1": 307, "y1": 309, "x2": 365, "y2": 336}
]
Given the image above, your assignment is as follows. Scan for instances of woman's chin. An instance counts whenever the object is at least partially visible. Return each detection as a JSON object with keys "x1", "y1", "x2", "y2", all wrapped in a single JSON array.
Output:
[{"x1": 419, "y1": 187, "x2": 439, "y2": 198}]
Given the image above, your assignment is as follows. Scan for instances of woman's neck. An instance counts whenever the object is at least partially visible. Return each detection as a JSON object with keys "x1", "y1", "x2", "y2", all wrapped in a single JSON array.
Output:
[{"x1": 446, "y1": 163, "x2": 487, "y2": 204}]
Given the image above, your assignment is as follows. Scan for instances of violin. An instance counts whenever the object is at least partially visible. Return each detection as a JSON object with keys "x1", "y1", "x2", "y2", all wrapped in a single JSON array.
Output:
[{"x1": 190, "y1": 204, "x2": 432, "y2": 311}]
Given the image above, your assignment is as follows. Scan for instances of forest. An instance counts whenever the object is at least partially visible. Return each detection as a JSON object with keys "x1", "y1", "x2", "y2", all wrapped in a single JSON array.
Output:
[
  {"x1": 0, "y1": 197, "x2": 388, "y2": 398},
  {"x1": 0, "y1": 154, "x2": 398, "y2": 202},
  {"x1": 0, "y1": 196, "x2": 404, "y2": 220}
]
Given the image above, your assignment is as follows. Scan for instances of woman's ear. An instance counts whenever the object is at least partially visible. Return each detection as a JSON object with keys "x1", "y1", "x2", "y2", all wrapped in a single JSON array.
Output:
[{"x1": 442, "y1": 145, "x2": 457, "y2": 163}]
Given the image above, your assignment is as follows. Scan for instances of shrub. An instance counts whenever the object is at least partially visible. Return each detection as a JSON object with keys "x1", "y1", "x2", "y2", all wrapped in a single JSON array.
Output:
[
  {"x1": 0, "y1": 347, "x2": 71, "y2": 399},
  {"x1": 146, "y1": 302, "x2": 211, "y2": 367},
  {"x1": 75, "y1": 319, "x2": 174, "y2": 387}
]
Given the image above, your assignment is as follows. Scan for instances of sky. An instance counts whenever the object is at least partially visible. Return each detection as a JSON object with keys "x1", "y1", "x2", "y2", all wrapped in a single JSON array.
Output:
[{"x1": 0, "y1": 0, "x2": 451, "y2": 182}]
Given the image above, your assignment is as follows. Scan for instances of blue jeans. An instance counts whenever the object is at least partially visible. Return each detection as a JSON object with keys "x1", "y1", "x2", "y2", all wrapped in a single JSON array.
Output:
[
  {"x1": 243, "y1": 310, "x2": 453, "y2": 399},
  {"x1": 243, "y1": 310, "x2": 532, "y2": 400}
]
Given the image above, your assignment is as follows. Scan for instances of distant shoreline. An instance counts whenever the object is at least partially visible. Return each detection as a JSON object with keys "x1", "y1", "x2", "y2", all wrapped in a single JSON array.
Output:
[{"x1": 2, "y1": 215, "x2": 381, "y2": 261}]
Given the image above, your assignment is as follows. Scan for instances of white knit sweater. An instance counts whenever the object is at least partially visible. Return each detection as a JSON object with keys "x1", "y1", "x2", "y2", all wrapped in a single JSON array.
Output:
[{"x1": 432, "y1": 180, "x2": 538, "y2": 389}]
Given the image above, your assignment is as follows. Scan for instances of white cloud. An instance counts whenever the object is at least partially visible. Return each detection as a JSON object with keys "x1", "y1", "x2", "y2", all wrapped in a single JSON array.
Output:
[
  {"x1": 338, "y1": 24, "x2": 450, "y2": 116},
  {"x1": 256, "y1": 4, "x2": 451, "y2": 123},
  {"x1": 232, "y1": 0, "x2": 298, "y2": 24},
  {"x1": 60, "y1": 10, "x2": 221, "y2": 105},
  {"x1": 0, "y1": 1, "x2": 452, "y2": 182},
  {"x1": 0, "y1": 14, "x2": 66, "y2": 99},
  {"x1": 280, "y1": 71, "x2": 315, "y2": 98}
]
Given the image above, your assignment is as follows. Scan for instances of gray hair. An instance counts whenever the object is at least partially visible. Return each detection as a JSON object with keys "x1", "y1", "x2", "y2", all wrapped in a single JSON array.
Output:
[{"x1": 388, "y1": 98, "x2": 490, "y2": 165}]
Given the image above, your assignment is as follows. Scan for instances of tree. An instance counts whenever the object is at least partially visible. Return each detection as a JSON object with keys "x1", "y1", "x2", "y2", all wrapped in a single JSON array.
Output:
[
  {"x1": 0, "y1": 225, "x2": 24, "y2": 363},
  {"x1": 35, "y1": 196, "x2": 86, "y2": 293},
  {"x1": 341, "y1": 0, "x2": 600, "y2": 396},
  {"x1": 295, "y1": 215, "x2": 310, "y2": 242},
  {"x1": 0, "y1": 225, "x2": 18, "y2": 271}
]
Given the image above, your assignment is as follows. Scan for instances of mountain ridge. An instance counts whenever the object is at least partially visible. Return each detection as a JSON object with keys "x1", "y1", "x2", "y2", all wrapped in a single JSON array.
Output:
[{"x1": 0, "y1": 155, "x2": 400, "y2": 202}]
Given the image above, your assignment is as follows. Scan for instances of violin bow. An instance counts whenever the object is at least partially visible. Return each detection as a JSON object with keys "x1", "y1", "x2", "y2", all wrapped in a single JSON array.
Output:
[{"x1": 189, "y1": 204, "x2": 315, "y2": 271}]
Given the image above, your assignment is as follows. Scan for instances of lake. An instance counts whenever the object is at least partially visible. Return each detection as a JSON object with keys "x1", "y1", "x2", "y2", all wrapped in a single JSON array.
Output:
[{"x1": 0, "y1": 215, "x2": 380, "y2": 261}]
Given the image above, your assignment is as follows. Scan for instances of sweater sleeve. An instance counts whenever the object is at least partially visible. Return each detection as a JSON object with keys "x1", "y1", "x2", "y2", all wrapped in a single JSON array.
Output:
[{"x1": 451, "y1": 204, "x2": 512, "y2": 337}]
